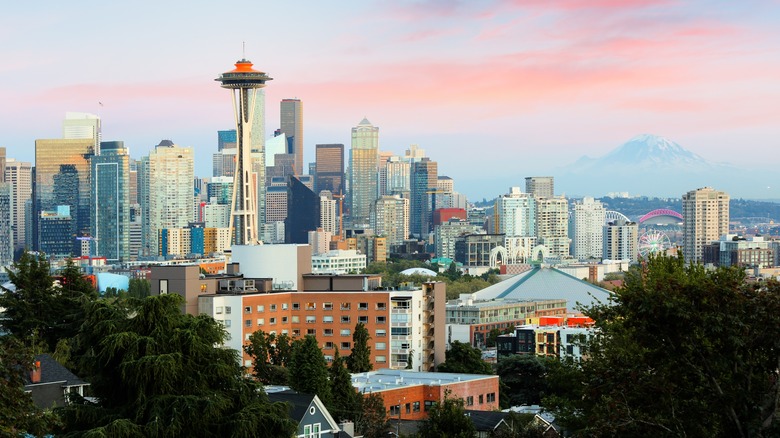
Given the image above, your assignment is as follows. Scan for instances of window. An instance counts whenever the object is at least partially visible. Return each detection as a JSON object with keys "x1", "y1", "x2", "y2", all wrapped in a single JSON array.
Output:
[
  {"x1": 376, "y1": 342, "x2": 386, "y2": 350},
  {"x1": 306, "y1": 316, "x2": 316, "y2": 324},
  {"x1": 413, "y1": 401, "x2": 420, "y2": 412},
  {"x1": 376, "y1": 316, "x2": 386, "y2": 324},
  {"x1": 479, "y1": 394, "x2": 484, "y2": 404},
  {"x1": 282, "y1": 329, "x2": 289, "y2": 335},
  {"x1": 390, "y1": 405, "x2": 400, "y2": 416},
  {"x1": 358, "y1": 316, "x2": 368, "y2": 324},
  {"x1": 303, "y1": 424, "x2": 320, "y2": 438},
  {"x1": 405, "y1": 403, "x2": 411, "y2": 414},
  {"x1": 340, "y1": 302, "x2": 351, "y2": 310},
  {"x1": 269, "y1": 317, "x2": 276, "y2": 325},
  {"x1": 323, "y1": 316, "x2": 334, "y2": 323},
  {"x1": 245, "y1": 333, "x2": 251, "y2": 341},
  {"x1": 341, "y1": 316, "x2": 351, "y2": 324},
  {"x1": 245, "y1": 320, "x2": 252, "y2": 328},
  {"x1": 376, "y1": 329, "x2": 387, "y2": 337},
  {"x1": 376, "y1": 302, "x2": 387, "y2": 310},
  {"x1": 257, "y1": 305, "x2": 264, "y2": 312},
  {"x1": 376, "y1": 355, "x2": 386, "y2": 363},
  {"x1": 244, "y1": 306, "x2": 252, "y2": 314},
  {"x1": 487, "y1": 393, "x2": 496, "y2": 403},
  {"x1": 282, "y1": 303, "x2": 289, "y2": 310},
  {"x1": 216, "y1": 306, "x2": 223, "y2": 314},
  {"x1": 324, "y1": 342, "x2": 334, "y2": 349},
  {"x1": 225, "y1": 307, "x2": 231, "y2": 314},
  {"x1": 159, "y1": 279, "x2": 168, "y2": 294},
  {"x1": 340, "y1": 329, "x2": 351, "y2": 336},
  {"x1": 293, "y1": 302, "x2": 300, "y2": 310},
  {"x1": 341, "y1": 342, "x2": 351, "y2": 349},
  {"x1": 224, "y1": 319, "x2": 231, "y2": 328},
  {"x1": 359, "y1": 302, "x2": 369, "y2": 310},
  {"x1": 282, "y1": 316, "x2": 288, "y2": 323},
  {"x1": 307, "y1": 328, "x2": 316, "y2": 336},
  {"x1": 323, "y1": 302, "x2": 333, "y2": 310},
  {"x1": 292, "y1": 329, "x2": 301, "y2": 336},
  {"x1": 270, "y1": 304, "x2": 277, "y2": 311},
  {"x1": 391, "y1": 327, "x2": 411, "y2": 336},
  {"x1": 324, "y1": 328, "x2": 333, "y2": 336},
  {"x1": 324, "y1": 355, "x2": 333, "y2": 363},
  {"x1": 292, "y1": 316, "x2": 300, "y2": 323},
  {"x1": 306, "y1": 302, "x2": 316, "y2": 311},
  {"x1": 257, "y1": 318, "x2": 264, "y2": 326},
  {"x1": 424, "y1": 401, "x2": 435, "y2": 411},
  {"x1": 467, "y1": 396, "x2": 474, "y2": 406}
]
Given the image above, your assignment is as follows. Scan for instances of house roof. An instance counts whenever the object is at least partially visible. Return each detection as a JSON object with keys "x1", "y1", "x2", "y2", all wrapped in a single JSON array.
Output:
[
  {"x1": 25, "y1": 354, "x2": 87, "y2": 387},
  {"x1": 466, "y1": 410, "x2": 509, "y2": 431},
  {"x1": 267, "y1": 390, "x2": 316, "y2": 421},
  {"x1": 469, "y1": 267, "x2": 613, "y2": 311}
]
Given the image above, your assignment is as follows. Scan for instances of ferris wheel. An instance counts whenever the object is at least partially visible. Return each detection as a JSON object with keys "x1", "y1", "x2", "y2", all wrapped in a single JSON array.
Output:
[{"x1": 638, "y1": 230, "x2": 671, "y2": 258}]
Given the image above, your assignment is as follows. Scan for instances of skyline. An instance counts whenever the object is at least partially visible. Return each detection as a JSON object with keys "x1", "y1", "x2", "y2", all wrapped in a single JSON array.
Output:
[{"x1": 2, "y1": 1, "x2": 780, "y2": 200}]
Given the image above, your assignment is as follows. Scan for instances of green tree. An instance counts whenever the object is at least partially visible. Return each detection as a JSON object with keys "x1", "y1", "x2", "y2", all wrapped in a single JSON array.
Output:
[
  {"x1": 329, "y1": 349, "x2": 362, "y2": 422},
  {"x1": 58, "y1": 294, "x2": 296, "y2": 437},
  {"x1": 0, "y1": 251, "x2": 56, "y2": 348},
  {"x1": 549, "y1": 254, "x2": 780, "y2": 437},
  {"x1": 244, "y1": 330, "x2": 290, "y2": 385},
  {"x1": 356, "y1": 393, "x2": 389, "y2": 438},
  {"x1": 128, "y1": 278, "x2": 150, "y2": 299},
  {"x1": 289, "y1": 335, "x2": 331, "y2": 406},
  {"x1": 496, "y1": 355, "x2": 548, "y2": 407},
  {"x1": 55, "y1": 258, "x2": 98, "y2": 342},
  {"x1": 437, "y1": 341, "x2": 492, "y2": 374},
  {"x1": 0, "y1": 337, "x2": 60, "y2": 436},
  {"x1": 417, "y1": 391, "x2": 476, "y2": 438},
  {"x1": 348, "y1": 322, "x2": 372, "y2": 373}
]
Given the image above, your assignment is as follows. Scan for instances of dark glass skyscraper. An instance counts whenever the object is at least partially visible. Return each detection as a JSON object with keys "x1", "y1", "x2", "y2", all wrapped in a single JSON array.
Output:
[
  {"x1": 91, "y1": 141, "x2": 130, "y2": 262},
  {"x1": 285, "y1": 176, "x2": 319, "y2": 244},
  {"x1": 410, "y1": 158, "x2": 437, "y2": 238}
]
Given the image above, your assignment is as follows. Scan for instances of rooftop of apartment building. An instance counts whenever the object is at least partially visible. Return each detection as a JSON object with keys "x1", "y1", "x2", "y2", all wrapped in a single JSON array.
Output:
[{"x1": 351, "y1": 368, "x2": 497, "y2": 394}]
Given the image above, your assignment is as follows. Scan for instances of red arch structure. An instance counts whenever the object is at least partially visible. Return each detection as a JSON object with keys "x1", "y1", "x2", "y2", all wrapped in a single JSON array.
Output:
[{"x1": 639, "y1": 209, "x2": 683, "y2": 224}]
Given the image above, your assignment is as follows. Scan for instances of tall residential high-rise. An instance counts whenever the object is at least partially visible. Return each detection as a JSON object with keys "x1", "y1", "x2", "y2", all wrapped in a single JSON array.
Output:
[
  {"x1": 371, "y1": 195, "x2": 409, "y2": 246},
  {"x1": 682, "y1": 187, "x2": 729, "y2": 263},
  {"x1": 385, "y1": 156, "x2": 410, "y2": 195},
  {"x1": 525, "y1": 176, "x2": 554, "y2": 199},
  {"x1": 348, "y1": 118, "x2": 379, "y2": 228},
  {"x1": 5, "y1": 158, "x2": 32, "y2": 250},
  {"x1": 0, "y1": 148, "x2": 10, "y2": 265},
  {"x1": 63, "y1": 112, "x2": 101, "y2": 155},
  {"x1": 280, "y1": 98, "x2": 303, "y2": 176},
  {"x1": 34, "y1": 139, "x2": 94, "y2": 254},
  {"x1": 314, "y1": 144, "x2": 344, "y2": 195},
  {"x1": 216, "y1": 58, "x2": 272, "y2": 246},
  {"x1": 90, "y1": 141, "x2": 130, "y2": 262},
  {"x1": 603, "y1": 219, "x2": 638, "y2": 263},
  {"x1": 569, "y1": 197, "x2": 606, "y2": 260},
  {"x1": 535, "y1": 196, "x2": 569, "y2": 258},
  {"x1": 377, "y1": 151, "x2": 393, "y2": 196},
  {"x1": 494, "y1": 187, "x2": 535, "y2": 237},
  {"x1": 319, "y1": 191, "x2": 338, "y2": 236},
  {"x1": 143, "y1": 140, "x2": 194, "y2": 257},
  {"x1": 410, "y1": 158, "x2": 437, "y2": 237}
]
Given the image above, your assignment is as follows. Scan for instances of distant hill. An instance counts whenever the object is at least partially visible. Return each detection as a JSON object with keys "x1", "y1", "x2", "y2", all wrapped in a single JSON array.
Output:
[{"x1": 554, "y1": 134, "x2": 773, "y2": 199}]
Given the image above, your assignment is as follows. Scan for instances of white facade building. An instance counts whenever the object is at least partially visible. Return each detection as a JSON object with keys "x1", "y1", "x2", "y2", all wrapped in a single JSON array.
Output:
[
  {"x1": 371, "y1": 195, "x2": 409, "y2": 247},
  {"x1": 535, "y1": 196, "x2": 569, "y2": 258},
  {"x1": 311, "y1": 249, "x2": 367, "y2": 275},
  {"x1": 603, "y1": 219, "x2": 638, "y2": 263},
  {"x1": 570, "y1": 197, "x2": 606, "y2": 260},
  {"x1": 494, "y1": 187, "x2": 535, "y2": 237},
  {"x1": 4, "y1": 159, "x2": 32, "y2": 250}
]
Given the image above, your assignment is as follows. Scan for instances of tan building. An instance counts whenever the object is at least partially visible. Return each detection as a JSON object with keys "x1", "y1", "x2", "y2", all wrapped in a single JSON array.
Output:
[{"x1": 682, "y1": 187, "x2": 729, "y2": 263}]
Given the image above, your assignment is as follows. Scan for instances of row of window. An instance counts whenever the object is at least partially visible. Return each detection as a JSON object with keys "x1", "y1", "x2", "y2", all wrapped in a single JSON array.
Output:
[
  {"x1": 248, "y1": 315, "x2": 387, "y2": 327},
  {"x1": 389, "y1": 392, "x2": 497, "y2": 415},
  {"x1": 242, "y1": 328, "x2": 389, "y2": 338},
  {"x1": 322, "y1": 341, "x2": 388, "y2": 350},
  {"x1": 244, "y1": 302, "x2": 387, "y2": 313}
]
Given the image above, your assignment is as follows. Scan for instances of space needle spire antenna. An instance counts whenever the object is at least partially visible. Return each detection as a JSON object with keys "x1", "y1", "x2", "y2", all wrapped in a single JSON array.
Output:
[{"x1": 216, "y1": 53, "x2": 272, "y2": 246}]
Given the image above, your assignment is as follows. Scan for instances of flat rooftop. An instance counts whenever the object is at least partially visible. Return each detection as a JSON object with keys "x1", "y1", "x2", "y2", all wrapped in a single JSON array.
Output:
[{"x1": 351, "y1": 368, "x2": 496, "y2": 394}]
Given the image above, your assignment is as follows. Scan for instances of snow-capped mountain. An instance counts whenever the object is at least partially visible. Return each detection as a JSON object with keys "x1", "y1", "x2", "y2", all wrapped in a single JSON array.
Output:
[{"x1": 570, "y1": 134, "x2": 716, "y2": 171}]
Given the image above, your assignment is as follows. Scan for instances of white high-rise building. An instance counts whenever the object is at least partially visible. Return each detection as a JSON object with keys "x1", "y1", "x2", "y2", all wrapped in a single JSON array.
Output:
[
  {"x1": 682, "y1": 187, "x2": 729, "y2": 264},
  {"x1": 603, "y1": 219, "x2": 638, "y2": 262},
  {"x1": 63, "y1": 112, "x2": 101, "y2": 154},
  {"x1": 4, "y1": 158, "x2": 32, "y2": 250},
  {"x1": 348, "y1": 118, "x2": 379, "y2": 228},
  {"x1": 536, "y1": 196, "x2": 569, "y2": 258},
  {"x1": 143, "y1": 140, "x2": 194, "y2": 256},
  {"x1": 434, "y1": 219, "x2": 478, "y2": 260},
  {"x1": 371, "y1": 195, "x2": 409, "y2": 247},
  {"x1": 319, "y1": 191, "x2": 338, "y2": 236},
  {"x1": 570, "y1": 197, "x2": 606, "y2": 260},
  {"x1": 494, "y1": 187, "x2": 535, "y2": 237},
  {"x1": 385, "y1": 156, "x2": 410, "y2": 195}
]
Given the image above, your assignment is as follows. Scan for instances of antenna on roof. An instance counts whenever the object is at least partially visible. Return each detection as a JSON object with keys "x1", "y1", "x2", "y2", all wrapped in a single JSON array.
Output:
[{"x1": 242, "y1": 41, "x2": 246, "y2": 59}]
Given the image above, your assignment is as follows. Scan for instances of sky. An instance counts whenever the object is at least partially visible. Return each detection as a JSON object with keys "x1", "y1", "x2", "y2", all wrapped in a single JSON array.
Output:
[{"x1": 2, "y1": 0, "x2": 780, "y2": 201}]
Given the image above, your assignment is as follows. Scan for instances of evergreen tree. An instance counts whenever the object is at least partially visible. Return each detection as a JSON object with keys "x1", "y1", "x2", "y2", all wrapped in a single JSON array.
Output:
[
  {"x1": 347, "y1": 322, "x2": 372, "y2": 373},
  {"x1": 357, "y1": 393, "x2": 389, "y2": 438},
  {"x1": 289, "y1": 335, "x2": 331, "y2": 405},
  {"x1": 329, "y1": 349, "x2": 362, "y2": 422},
  {"x1": 58, "y1": 294, "x2": 296, "y2": 437},
  {"x1": 417, "y1": 391, "x2": 476, "y2": 438},
  {"x1": 0, "y1": 251, "x2": 56, "y2": 348},
  {"x1": 437, "y1": 341, "x2": 492, "y2": 374},
  {"x1": 245, "y1": 330, "x2": 290, "y2": 385},
  {"x1": 54, "y1": 258, "x2": 98, "y2": 342},
  {"x1": 127, "y1": 278, "x2": 150, "y2": 299},
  {"x1": 496, "y1": 354, "x2": 548, "y2": 406}
]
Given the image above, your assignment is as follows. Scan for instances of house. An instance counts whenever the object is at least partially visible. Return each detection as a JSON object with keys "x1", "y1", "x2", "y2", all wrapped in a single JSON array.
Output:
[
  {"x1": 465, "y1": 410, "x2": 511, "y2": 437},
  {"x1": 266, "y1": 389, "x2": 349, "y2": 437},
  {"x1": 23, "y1": 354, "x2": 89, "y2": 409}
]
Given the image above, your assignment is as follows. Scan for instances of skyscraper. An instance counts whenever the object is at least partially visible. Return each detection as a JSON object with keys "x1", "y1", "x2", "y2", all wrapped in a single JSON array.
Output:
[
  {"x1": 535, "y1": 196, "x2": 569, "y2": 258},
  {"x1": 217, "y1": 130, "x2": 237, "y2": 151},
  {"x1": 216, "y1": 58, "x2": 272, "y2": 246},
  {"x1": 280, "y1": 99, "x2": 303, "y2": 176},
  {"x1": 494, "y1": 187, "x2": 535, "y2": 237},
  {"x1": 348, "y1": 118, "x2": 379, "y2": 228},
  {"x1": 0, "y1": 148, "x2": 10, "y2": 265},
  {"x1": 63, "y1": 112, "x2": 101, "y2": 155},
  {"x1": 143, "y1": 140, "x2": 194, "y2": 257},
  {"x1": 34, "y1": 138, "x2": 94, "y2": 254},
  {"x1": 410, "y1": 158, "x2": 437, "y2": 237},
  {"x1": 4, "y1": 158, "x2": 32, "y2": 250},
  {"x1": 525, "y1": 176, "x2": 554, "y2": 199},
  {"x1": 90, "y1": 141, "x2": 130, "y2": 262},
  {"x1": 371, "y1": 195, "x2": 409, "y2": 246},
  {"x1": 285, "y1": 176, "x2": 319, "y2": 244},
  {"x1": 569, "y1": 197, "x2": 606, "y2": 260},
  {"x1": 603, "y1": 219, "x2": 638, "y2": 263},
  {"x1": 315, "y1": 144, "x2": 344, "y2": 195},
  {"x1": 682, "y1": 187, "x2": 729, "y2": 263}
]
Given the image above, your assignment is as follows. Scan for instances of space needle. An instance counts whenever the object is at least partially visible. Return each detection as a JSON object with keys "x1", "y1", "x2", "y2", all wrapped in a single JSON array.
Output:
[{"x1": 216, "y1": 56, "x2": 272, "y2": 246}]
